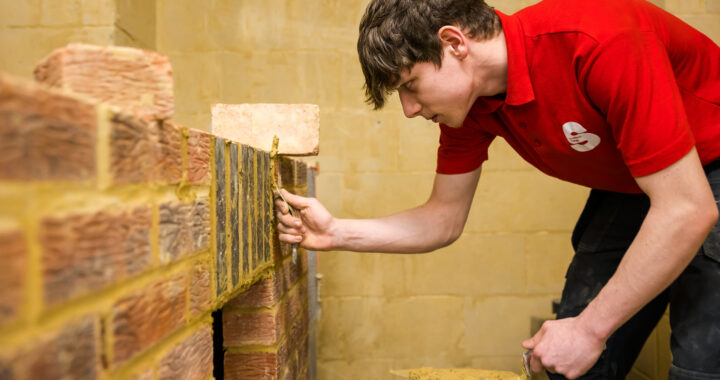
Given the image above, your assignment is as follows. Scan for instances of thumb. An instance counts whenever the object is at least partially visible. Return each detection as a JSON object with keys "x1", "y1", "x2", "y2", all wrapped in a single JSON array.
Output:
[
  {"x1": 522, "y1": 334, "x2": 539, "y2": 350},
  {"x1": 280, "y1": 188, "x2": 310, "y2": 209}
]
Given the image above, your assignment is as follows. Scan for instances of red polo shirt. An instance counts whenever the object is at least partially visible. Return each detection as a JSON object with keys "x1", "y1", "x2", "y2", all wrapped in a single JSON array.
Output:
[{"x1": 436, "y1": 0, "x2": 720, "y2": 193}]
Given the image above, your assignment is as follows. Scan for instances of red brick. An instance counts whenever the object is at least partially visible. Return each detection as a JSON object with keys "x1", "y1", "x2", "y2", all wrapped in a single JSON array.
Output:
[
  {"x1": 158, "y1": 199, "x2": 210, "y2": 263},
  {"x1": 109, "y1": 112, "x2": 158, "y2": 185},
  {"x1": 0, "y1": 229, "x2": 26, "y2": 325},
  {"x1": 211, "y1": 104, "x2": 319, "y2": 155},
  {"x1": 155, "y1": 121, "x2": 183, "y2": 184},
  {"x1": 191, "y1": 199, "x2": 210, "y2": 252},
  {"x1": 187, "y1": 128, "x2": 211, "y2": 185},
  {"x1": 157, "y1": 326, "x2": 213, "y2": 380},
  {"x1": 223, "y1": 305, "x2": 285, "y2": 347},
  {"x1": 41, "y1": 206, "x2": 152, "y2": 306},
  {"x1": 225, "y1": 274, "x2": 282, "y2": 309},
  {"x1": 225, "y1": 351, "x2": 280, "y2": 380},
  {"x1": 189, "y1": 263, "x2": 211, "y2": 318},
  {"x1": 159, "y1": 202, "x2": 193, "y2": 263},
  {"x1": 278, "y1": 157, "x2": 295, "y2": 191},
  {"x1": 111, "y1": 273, "x2": 187, "y2": 365},
  {"x1": 34, "y1": 43, "x2": 173, "y2": 120},
  {"x1": 0, "y1": 73, "x2": 96, "y2": 181},
  {"x1": 294, "y1": 160, "x2": 308, "y2": 191},
  {"x1": 2, "y1": 315, "x2": 100, "y2": 380}
]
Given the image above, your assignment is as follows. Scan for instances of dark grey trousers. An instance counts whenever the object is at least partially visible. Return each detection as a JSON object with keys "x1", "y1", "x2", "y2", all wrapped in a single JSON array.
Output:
[{"x1": 548, "y1": 162, "x2": 720, "y2": 380}]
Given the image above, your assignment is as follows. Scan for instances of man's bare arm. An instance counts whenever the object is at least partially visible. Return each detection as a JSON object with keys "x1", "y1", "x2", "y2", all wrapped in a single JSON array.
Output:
[
  {"x1": 525, "y1": 148, "x2": 718, "y2": 378},
  {"x1": 276, "y1": 167, "x2": 482, "y2": 253}
]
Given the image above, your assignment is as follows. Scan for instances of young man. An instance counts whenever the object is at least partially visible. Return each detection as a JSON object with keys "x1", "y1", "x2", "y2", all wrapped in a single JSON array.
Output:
[{"x1": 275, "y1": 0, "x2": 720, "y2": 378}]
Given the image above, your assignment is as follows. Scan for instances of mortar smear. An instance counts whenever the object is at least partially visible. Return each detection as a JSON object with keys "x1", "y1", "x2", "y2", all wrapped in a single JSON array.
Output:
[{"x1": 391, "y1": 367, "x2": 524, "y2": 380}]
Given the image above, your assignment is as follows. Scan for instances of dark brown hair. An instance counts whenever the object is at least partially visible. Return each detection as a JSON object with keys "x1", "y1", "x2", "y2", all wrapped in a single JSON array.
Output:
[{"x1": 358, "y1": 0, "x2": 502, "y2": 109}]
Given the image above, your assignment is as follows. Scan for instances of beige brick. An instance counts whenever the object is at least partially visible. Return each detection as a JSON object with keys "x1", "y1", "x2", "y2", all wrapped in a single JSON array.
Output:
[
  {"x1": 81, "y1": 0, "x2": 115, "y2": 26},
  {"x1": 40, "y1": 206, "x2": 152, "y2": 305},
  {"x1": 115, "y1": 0, "x2": 157, "y2": 50},
  {"x1": 524, "y1": 233, "x2": 574, "y2": 293},
  {"x1": 0, "y1": 0, "x2": 41, "y2": 26},
  {"x1": 319, "y1": 296, "x2": 465, "y2": 360},
  {"x1": 398, "y1": 117, "x2": 441, "y2": 172},
  {"x1": 678, "y1": 14, "x2": 720, "y2": 44},
  {"x1": 318, "y1": 251, "x2": 407, "y2": 297},
  {"x1": 483, "y1": 139, "x2": 535, "y2": 172},
  {"x1": 319, "y1": 112, "x2": 399, "y2": 173},
  {"x1": 315, "y1": 173, "x2": 343, "y2": 214},
  {"x1": 157, "y1": 326, "x2": 213, "y2": 380},
  {"x1": 462, "y1": 296, "x2": 553, "y2": 356},
  {"x1": 111, "y1": 273, "x2": 187, "y2": 365},
  {"x1": 341, "y1": 173, "x2": 435, "y2": 218},
  {"x1": 212, "y1": 103, "x2": 319, "y2": 155},
  {"x1": 656, "y1": 314, "x2": 671, "y2": 376},
  {"x1": 664, "y1": 0, "x2": 706, "y2": 13},
  {"x1": 405, "y1": 233, "x2": 526, "y2": 296},
  {"x1": 0, "y1": 73, "x2": 96, "y2": 181},
  {"x1": 466, "y1": 171, "x2": 589, "y2": 233},
  {"x1": 707, "y1": 0, "x2": 720, "y2": 12},
  {"x1": 633, "y1": 329, "x2": 657, "y2": 378},
  {"x1": 34, "y1": 43, "x2": 173, "y2": 120},
  {"x1": 156, "y1": 0, "x2": 211, "y2": 52},
  {"x1": 167, "y1": 52, "x2": 220, "y2": 115},
  {"x1": 40, "y1": 0, "x2": 82, "y2": 26},
  {"x1": 0, "y1": 229, "x2": 26, "y2": 325}
]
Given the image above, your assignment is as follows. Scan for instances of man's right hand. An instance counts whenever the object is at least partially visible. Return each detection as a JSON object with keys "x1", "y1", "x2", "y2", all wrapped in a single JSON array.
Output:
[{"x1": 275, "y1": 188, "x2": 336, "y2": 250}]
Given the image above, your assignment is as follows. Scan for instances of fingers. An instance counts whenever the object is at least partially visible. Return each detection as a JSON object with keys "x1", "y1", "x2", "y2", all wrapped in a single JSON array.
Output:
[
  {"x1": 276, "y1": 211, "x2": 302, "y2": 229},
  {"x1": 278, "y1": 232, "x2": 303, "y2": 244},
  {"x1": 274, "y1": 197, "x2": 290, "y2": 214},
  {"x1": 280, "y1": 188, "x2": 311, "y2": 209}
]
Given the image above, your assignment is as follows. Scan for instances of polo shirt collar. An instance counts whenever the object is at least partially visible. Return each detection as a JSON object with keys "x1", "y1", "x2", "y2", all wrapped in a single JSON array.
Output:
[{"x1": 473, "y1": 11, "x2": 535, "y2": 114}]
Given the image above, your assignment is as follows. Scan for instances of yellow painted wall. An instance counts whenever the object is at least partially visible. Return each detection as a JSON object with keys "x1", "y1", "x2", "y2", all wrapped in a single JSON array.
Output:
[{"x1": 1, "y1": 0, "x2": 719, "y2": 379}]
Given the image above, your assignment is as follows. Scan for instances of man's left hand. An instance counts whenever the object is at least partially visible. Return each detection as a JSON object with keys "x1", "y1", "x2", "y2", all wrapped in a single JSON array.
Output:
[{"x1": 522, "y1": 317, "x2": 606, "y2": 379}]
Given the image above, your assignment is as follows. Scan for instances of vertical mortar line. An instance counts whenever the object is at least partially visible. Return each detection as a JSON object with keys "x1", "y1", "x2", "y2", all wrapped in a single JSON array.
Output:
[
  {"x1": 264, "y1": 152, "x2": 271, "y2": 265},
  {"x1": 224, "y1": 141, "x2": 232, "y2": 294},
  {"x1": 241, "y1": 146, "x2": 250, "y2": 278},
  {"x1": 229, "y1": 143, "x2": 239, "y2": 289},
  {"x1": 250, "y1": 149, "x2": 260, "y2": 272},
  {"x1": 210, "y1": 136, "x2": 219, "y2": 297}
]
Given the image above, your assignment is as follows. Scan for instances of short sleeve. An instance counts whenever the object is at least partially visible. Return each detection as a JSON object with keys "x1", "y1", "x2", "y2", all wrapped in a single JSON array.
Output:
[
  {"x1": 436, "y1": 120, "x2": 495, "y2": 174},
  {"x1": 581, "y1": 31, "x2": 694, "y2": 177}
]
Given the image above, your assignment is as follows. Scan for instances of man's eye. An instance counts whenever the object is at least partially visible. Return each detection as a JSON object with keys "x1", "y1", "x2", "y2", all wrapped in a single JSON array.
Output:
[{"x1": 403, "y1": 81, "x2": 414, "y2": 91}]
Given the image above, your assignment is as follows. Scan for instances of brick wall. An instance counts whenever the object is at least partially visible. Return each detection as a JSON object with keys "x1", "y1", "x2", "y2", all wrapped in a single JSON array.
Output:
[{"x1": 0, "y1": 44, "x2": 311, "y2": 380}]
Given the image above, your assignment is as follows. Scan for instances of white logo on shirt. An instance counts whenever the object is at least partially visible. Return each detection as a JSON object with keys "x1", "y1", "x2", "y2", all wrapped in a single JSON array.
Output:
[{"x1": 562, "y1": 121, "x2": 601, "y2": 152}]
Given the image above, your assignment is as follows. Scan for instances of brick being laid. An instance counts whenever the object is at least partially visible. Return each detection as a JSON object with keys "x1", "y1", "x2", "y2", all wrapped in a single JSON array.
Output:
[{"x1": 211, "y1": 103, "x2": 319, "y2": 156}]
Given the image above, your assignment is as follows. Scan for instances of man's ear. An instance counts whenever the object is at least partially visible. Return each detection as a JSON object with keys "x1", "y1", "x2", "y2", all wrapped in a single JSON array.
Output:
[{"x1": 438, "y1": 26, "x2": 468, "y2": 59}]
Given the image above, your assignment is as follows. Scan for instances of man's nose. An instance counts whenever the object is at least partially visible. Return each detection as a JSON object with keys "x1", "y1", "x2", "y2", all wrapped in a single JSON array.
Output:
[{"x1": 399, "y1": 90, "x2": 421, "y2": 118}]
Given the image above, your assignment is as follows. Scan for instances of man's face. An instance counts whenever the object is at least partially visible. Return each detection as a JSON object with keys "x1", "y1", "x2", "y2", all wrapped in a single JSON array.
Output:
[
  {"x1": 394, "y1": 32, "x2": 507, "y2": 128},
  {"x1": 396, "y1": 51, "x2": 477, "y2": 128}
]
